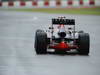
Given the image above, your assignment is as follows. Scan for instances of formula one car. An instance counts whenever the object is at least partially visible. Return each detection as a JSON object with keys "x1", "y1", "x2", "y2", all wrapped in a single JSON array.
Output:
[{"x1": 34, "y1": 17, "x2": 90, "y2": 55}]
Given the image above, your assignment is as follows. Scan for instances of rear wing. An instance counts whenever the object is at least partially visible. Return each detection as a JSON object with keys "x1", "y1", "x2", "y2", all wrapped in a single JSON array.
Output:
[{"x1": 52, "y1": 18, "x2": 75, "y2": 25}]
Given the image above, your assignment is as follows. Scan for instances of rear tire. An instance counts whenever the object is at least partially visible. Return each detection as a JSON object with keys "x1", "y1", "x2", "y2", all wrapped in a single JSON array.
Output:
[
  {"x1": 34, "y1": 29, "x2": 47, "y2": 54},
  {"x1": 78, "y1": 33, "x2": 90, "y2": 55}
]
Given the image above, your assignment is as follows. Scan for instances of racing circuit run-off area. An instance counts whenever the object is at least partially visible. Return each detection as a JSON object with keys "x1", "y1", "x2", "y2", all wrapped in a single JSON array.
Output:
[
  {"x1": 0, "y1": 10, "x2": 100, "y2": 75},
  {"x1": 0, "y1": 0, "x2": 100, "y2": 75}
]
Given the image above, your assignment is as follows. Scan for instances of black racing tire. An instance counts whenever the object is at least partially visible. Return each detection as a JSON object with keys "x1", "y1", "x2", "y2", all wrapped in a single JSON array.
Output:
[
  {"x1": 78, "y1": 33, "x2": 90, "y2": 55},
  {"x1": 34, "y1": 29, "x2": 42, "y2": 49},
  {"x1": 34, "y1": 29, "x2": 47, "y2": 54}
]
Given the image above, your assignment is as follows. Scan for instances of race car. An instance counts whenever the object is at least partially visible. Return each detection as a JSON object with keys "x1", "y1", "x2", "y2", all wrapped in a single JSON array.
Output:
[{"x1": 34, "y1": 17, "x2": 90, "y2": 55}]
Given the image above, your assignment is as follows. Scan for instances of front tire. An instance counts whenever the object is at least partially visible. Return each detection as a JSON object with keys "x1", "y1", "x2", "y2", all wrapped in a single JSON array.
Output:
[
  {"x1": 78, "y1": 33, "x2": 90, "y2": 55},
  {"x1": 34, "y1": 29, "x2": 47, "y2": 54}
]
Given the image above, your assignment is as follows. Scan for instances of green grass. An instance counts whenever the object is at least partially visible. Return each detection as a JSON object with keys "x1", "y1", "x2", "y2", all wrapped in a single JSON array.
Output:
[{"x1": 3, "y1": 7, "x2": 100, "y2": 15}]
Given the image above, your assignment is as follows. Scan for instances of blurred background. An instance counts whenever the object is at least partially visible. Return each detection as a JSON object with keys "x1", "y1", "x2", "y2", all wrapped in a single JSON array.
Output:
[{"x1": 0, "y1": 0, "x2": 100, "y2": 15}]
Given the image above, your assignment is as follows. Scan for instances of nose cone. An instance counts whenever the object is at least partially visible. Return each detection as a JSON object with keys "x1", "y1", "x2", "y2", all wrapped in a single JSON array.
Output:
[
  {"x1": 58, "y1": 24, "x2": 66, "y2": 38},
  {"x1": 58, "y1": 31, "x2": 66, "y2": 38},
  {"x1": 58, "y1": 28, "x2": 66, "y2": 38}
]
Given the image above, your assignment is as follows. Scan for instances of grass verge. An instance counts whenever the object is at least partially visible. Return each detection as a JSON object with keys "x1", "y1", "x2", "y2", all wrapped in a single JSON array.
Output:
[{"x1": 2, "y1": 7, "x2": 100, "y2": 15}]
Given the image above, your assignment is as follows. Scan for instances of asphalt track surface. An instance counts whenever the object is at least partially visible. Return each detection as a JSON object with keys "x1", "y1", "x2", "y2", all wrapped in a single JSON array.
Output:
[{"x1": 0, "y1": 10, "x2": 100, "y2": 75}]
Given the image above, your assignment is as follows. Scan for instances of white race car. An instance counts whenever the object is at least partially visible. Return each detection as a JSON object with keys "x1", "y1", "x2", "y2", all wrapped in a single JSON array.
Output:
[{"x1": 34, "y1": 17, "x2": 90, "y2": 55}]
